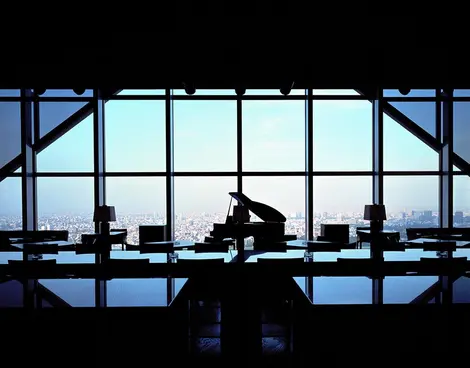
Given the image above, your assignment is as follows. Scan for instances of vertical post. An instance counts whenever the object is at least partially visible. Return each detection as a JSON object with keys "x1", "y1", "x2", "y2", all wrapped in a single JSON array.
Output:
[
  {"x1": 166, "y1": 89, "x2": 175, "y2": 241},
  {"x1": 237, "y1": 98, "x2": 243, "y2": 193},
  {"x1": 372, "y1": 277, "x2": 383, "y2": 304},
  {"x1": 440, "y1": 89, "x2": 453, "y2": 228},
  {"x1": 93, "y1": 89, "x2": 106, "y2": 308},
  {"x1": 21, "y1": 89, "x2": 36, "y2": 230},
  {"x1": 306, "y1": 89, "x2": 314, "y2": 240},
  {"x1": 372, "y1": 88, "x2": 383, "y2": 205}
]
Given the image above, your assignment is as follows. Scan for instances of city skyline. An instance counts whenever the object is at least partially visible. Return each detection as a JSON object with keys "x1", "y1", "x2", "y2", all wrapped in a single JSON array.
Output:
[{"x1": 0, "y1": 89, "x2": 469, "y2": 218}]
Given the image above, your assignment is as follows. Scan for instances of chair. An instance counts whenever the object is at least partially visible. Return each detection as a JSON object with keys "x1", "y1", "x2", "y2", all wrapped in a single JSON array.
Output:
[
  {"x1": 356, "y1": 226, "x2": 371, "y2": 249},
  {"x1": 110, "y1": 228, "x2": 128, "y2": 250}
]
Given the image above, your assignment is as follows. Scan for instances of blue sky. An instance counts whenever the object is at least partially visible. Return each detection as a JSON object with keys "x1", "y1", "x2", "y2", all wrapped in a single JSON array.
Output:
[{"x1": 0, "y1": 89, "x2": 469, "y2": 217}]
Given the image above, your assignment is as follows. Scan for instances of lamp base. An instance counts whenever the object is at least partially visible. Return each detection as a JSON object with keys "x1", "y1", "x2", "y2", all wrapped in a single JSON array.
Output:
[{"x1": 100, "y1": 222, "x2": 110, "y2": 236}]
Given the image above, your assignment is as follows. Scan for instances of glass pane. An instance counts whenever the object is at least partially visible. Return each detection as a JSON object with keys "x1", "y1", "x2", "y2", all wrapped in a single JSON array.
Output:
[
  {"x1": 388, "y1": 102, "x2": 436, "y2": 137},
  {"x1": 454, "y1": 102, "x2": 470, "y2": 163},
  {"x1": 0, "y1": 177, "x2": 22, "y2": 230},
  {"x1": 243, "y1": 100, "x2": 305, "y2": 171},
  {"x1": 39, "y1": 101, "x2": 88, "y2": 137},
  {"x1": 37, "y1": 178, "x2": 94, "y2": 242},
  {"x1": 313, "y1": 176, "x2": 372, "y2": 239},
  {"x1": 454, "y1": 175, "x2": 470, "y2": 227},
  {"x1": 106, "y1": 177, "x2": 166, "y2": 245},
  {"x1": 173, "y1": 89, "x2": 235, "y2": 95},
  {"x1": 243, "y1": 177, "x2": 305, "y2": 240},
  {"x1": 174, "y1": 101, "x2": 236, "y2": 171},
  {"x1": 118, "y1": 89, "x2": 165, "y2": 95},
  {"x1": 37, "y1": 113, "x2": 93, "y2": 172},
  {"x1": 0, "y1": 102, "x2": 21, "y2": 168},
  {"x1": 454, "y1": 90, "x2": 470, "y2": 97},
  {"x1": 245, "y1": 89, "x2": 306, "y2": 95},
  {"x1": 105, "y1": 100, "x2": 165, "y2": 172},
  {"x1": 313, "y1": 90, "x2": 360, "y2": 95},
  {"x1": 40, "y1": 89, "x2": 93, "y2": 97},
  {"x1": 454, "y1": 166, "x2": 461, "y2": 172},
  {"x1": 383, "y1": 114, "x2": 438, "y2": 171},
  {"x1": 174, "y1": 177, "x2": 236, "y2": 241},
  {"x1": 383, "y1": 89, "x2": 435, "y2": 98},
  {"x1": 313, "y1": 100, "x2": 372, "y2": 171},
  {"x1": 383, "y1": 176, "x2": 439, "y2": 239},
  {"x1": 0, "y1": 89, "x2": 20, "y2": 97}
]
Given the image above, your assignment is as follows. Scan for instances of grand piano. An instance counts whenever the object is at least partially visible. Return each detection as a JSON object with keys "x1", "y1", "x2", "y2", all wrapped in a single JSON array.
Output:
[{"x1": 208, "y1": 192, "x2": 297, "y2": 260}]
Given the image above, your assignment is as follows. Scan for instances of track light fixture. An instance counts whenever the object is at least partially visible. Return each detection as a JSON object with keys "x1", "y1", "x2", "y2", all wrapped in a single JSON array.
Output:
[
  {"x1": 35, "y1": 88, "x2": 46, "y2": 96},
  {"x1": 398, "y1": 88, "x2": 411, "y2": 95},
  {"x1": 73, "y1": 88, "x2": 86, "y2": 95},
  {"x1": 280, "y1": 81, "x2": 295, "y2": 96},
  {"x1": 182, "y1": 82, "x2": 196, "y2": 95},
  {"x1": 235, "y1": 87, "x2": 246, "y2": 96}
]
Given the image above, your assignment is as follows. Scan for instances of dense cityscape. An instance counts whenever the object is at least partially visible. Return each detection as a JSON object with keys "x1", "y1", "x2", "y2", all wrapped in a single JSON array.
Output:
[{"x1": 0, "y1": 210, "x2": 469, "y2": 245}]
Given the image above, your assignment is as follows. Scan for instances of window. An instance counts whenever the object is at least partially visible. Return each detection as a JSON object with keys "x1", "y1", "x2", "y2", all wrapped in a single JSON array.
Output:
[
  {"x1": 173, "y1": 89, "x2": 235, "y2": 95},
  {"x1": 388, "y1": 102, "x2": 436, "y2": 138},
  {"x1": 40, "y1": 89, "x2": 93, "y2": 98},
  {"x1": 313, "y1": 100, "x2": 372, "y2": 171},
  {"x1": 383, "y1": 89, "x2": 436, "y2": 98},
  {"x1": 106, "y1": 177, "x2": 166, "y2": 245},
  {"x1": 383, "y1": 114, "x2": 438, "y2": 171},
  {"x1": 454, "y1": 102, "x2": 470, "y2": 163},
  {"x1": 0, "y1": 102, "x2": 21, "y2": 168},
  {"x1": 174, "y1": 177, "x2": 236, "y2": 241},
  {"x1": 0, "y1": 178, "x2": 22, "y2": 230},
  {"x1": 0, "y1": 89, "x2": 20, "y2": 97},
  {"x1": 37, "y1": 178, "x2": 94, "y2": 242},
  {"x1": 105, "y1": 100, "x2": 166, "y2": 172},
  {"x1": 174, "y1": 101, "x2": 236, "y2": 171},
  {"x1": 118, "y1": 90, "x2": 165, "y2": 95},
  {"x1": 383, "y1": 176, "x2": 439, "y2": 239},
  {"x1": 37, "y1": 112, "x2": 94, "y2": 172},
  {"x1": 313, "y1": 176, "x2": 372, "y2": 238},
  {"x1": 244, "y1": 89, "x2": 306, "y2": 95},
  {"x1": 243, "y1": 177, "x2": 305, "y2": 239},
  {"x1": 453, "y1": 175, "x2": 470, "y2": 227},
  {"x1": 39, "y1": 101, "x2": 89, "y2": 138},
  {"x1": 243, "y1": 100, "x2": 305, "y2": 171}
]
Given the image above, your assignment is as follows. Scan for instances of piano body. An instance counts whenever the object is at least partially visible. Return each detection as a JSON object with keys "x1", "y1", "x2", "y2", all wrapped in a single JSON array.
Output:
[{"x1": 208, "y1": 192, "x2": 297, "y2": 252}]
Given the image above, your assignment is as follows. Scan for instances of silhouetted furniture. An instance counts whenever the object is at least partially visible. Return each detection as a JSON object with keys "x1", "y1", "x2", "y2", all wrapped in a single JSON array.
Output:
[
  {"x1": 406, "y1": 227, "x2": 470, "y2": 241},
  {"x1": 0, "y1": 230, "x2": 69, "y2": 250},
  {"x1": 140, "y1": 241, "x2": 174, "y2": 254},
  {"x1": 139, "y1": 225, "x2": 166, "y2": 245},
  {"x1": 356, "y1": 230, "x2": 400, "y2": 249},
  {"x1": 110, "y1": 228, "x2": 127, "y2": 250},
  {"x1": 209, "y1": 192, "x2": 296, "y2": 260},
  {"x1": 194, "y1": 242, "x2": 230, "y2": 253},
  {"x1": 320, "y1": 224, "x2": 350, "y2": 244},
  {"x1": 356, "y1": 226, "x2": 370, "y2": 248}
]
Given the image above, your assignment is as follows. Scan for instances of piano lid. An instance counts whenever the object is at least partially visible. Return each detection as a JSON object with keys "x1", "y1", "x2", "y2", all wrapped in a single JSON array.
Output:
[{"x1": 229, "y1": 192, "x2": 286, "y2": 223}]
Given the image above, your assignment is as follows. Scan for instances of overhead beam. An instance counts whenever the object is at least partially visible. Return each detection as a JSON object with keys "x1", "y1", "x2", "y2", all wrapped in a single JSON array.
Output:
[
  {"x1": 355, "y1": 88, "x2": 470, "y2": 175},
  {"x1": 0, "y1": 89, "x2": 122, "y2": 181}
]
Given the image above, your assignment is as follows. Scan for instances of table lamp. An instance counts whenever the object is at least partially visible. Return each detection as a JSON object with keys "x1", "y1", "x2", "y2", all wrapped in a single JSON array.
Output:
[
  {"x1": 93, "y1": 205, "x2": 116, "y2": 236},
  {"x1": 364, "y1": 204, "x2": 387, "y2": 234}
]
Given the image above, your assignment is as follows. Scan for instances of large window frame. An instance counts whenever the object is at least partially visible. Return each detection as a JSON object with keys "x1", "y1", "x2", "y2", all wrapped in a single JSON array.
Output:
[{"x1": 1, "y1": 89, "x2": 469, "y2": 237}]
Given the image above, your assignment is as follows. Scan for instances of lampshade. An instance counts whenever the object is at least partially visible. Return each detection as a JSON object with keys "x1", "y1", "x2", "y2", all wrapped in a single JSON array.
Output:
[
  {"x1": 364, "y1": 204, "x2": 387, "y2": 221},
  {"x1": 93, "y1": 205, "x2": 116, "y2": 222}
]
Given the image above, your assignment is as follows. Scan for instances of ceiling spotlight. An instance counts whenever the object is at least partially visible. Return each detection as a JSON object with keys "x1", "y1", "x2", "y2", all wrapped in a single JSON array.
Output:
[
  {"x1": 398, "y1": 88, "x2": 411, "y2": 95},
  {"x1": 73, "y1": 88, "x2": 86, "y2": 95},
  {"x1": 35, "y1": 88, "x2": 46, "y2": 96},
  {"x1": 280, "y1": 81, "x2": 295, "y2": 96},
  {"x1": 182, "y1": 82, "x2": 196, "y2": 95},
  {"x1": 235, "y1": 87, "x2": 246, "y2": 96}
]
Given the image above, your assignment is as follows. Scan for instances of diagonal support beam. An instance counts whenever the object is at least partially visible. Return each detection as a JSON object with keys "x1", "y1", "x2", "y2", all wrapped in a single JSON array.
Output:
[
  {"x1": 355, "y1": 89, "x2": 470, "y2": 175},
  {"x1": 0, "y1": 89, "x2": 122, "y2": 182}
]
